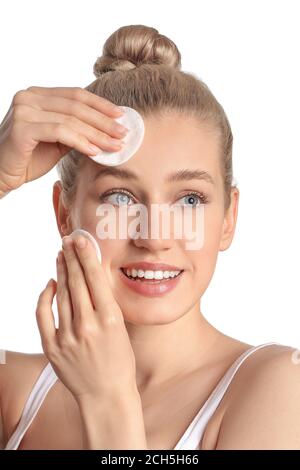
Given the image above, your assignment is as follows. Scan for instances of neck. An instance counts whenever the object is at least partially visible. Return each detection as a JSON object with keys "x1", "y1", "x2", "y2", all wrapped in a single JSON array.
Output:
[{"x1": 124, "y1": 304, "x2": 222, "y2": 391}]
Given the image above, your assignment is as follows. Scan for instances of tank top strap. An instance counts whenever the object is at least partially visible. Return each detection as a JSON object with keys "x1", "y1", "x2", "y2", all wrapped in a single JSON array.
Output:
[
  {"x1": 6, "y1": 342, "x2": 281, "y2": 450},
  {"x1": 4, "y1": 362, "x2": 58, "y2": 450},
  {"x1": 174, "y1": 342, "x2": 280, "y2": 450}
]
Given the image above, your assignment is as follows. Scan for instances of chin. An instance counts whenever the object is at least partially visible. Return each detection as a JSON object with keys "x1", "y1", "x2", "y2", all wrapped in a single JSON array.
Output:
[{"x1": 120, "y1": 303, "x2": 186, "y2": 326}]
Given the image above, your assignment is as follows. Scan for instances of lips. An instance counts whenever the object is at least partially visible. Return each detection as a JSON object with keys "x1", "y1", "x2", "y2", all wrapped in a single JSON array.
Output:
[
  {"x1": 119, "y1": 267, "x2": 184, "y2": 297},
  {"x1": 120, "y1": 268, "x2": 182, "y2": 282},
  {"x1": 121, "y1": 261, "x2": 183, "y2": 272}
]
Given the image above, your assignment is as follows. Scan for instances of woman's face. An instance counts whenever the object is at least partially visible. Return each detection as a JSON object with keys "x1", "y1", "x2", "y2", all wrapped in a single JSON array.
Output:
[{"x1": 54, "y1": 112, "x2": 239, "y2": 325}]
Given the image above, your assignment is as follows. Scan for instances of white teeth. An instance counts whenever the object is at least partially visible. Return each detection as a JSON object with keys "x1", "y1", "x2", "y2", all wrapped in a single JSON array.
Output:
[
  {"x1": 145, "y1": 271, "x2": 155, "y2": 279},
  {"x1": 123, "y1": 268, "x2": 181, "y2": 280},
  {"x1": 153, "y1": 271, "x2": 164, "y2": 280}
]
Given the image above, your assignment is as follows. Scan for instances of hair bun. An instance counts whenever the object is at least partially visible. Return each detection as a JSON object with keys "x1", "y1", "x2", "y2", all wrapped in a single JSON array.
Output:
[{"x1": 93, "y1": 24, "x2": 181, "y2": 77}]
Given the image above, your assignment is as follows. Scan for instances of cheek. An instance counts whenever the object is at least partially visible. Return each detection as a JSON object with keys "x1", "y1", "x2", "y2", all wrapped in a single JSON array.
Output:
[
  {"x1": 187, "y1": 210, "x2": 224, "y2": 288},
  {"x1": 192, "y1": 246, "x2": 219, "y2": 276},
  {"x1": 96, "y1": 238, "x2": 127, "y2": 266},
  {"x1": 71, "y1": 201, "x2": 98, "y2": 232},
  {"x1": 70, "y1": 209, "x2": 125, "y2": 264},
  {"x1": 181, "y1": 204, "x2": 224, "y2": 256},
  {"x1": 202, "y1": 204, "x2": 225, "y2": 248}
]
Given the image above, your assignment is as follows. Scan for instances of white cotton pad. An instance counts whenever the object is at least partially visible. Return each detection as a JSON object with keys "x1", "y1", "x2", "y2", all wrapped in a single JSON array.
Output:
[
  {"x1": 89, "y1": 106, "x2": 145, "y2": 166},
  {"x1": 71, "y1": 229, "x2": 102, "y2": 264}
]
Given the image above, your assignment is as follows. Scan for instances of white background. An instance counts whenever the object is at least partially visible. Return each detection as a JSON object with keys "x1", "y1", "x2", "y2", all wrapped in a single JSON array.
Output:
[{"x1": 0, "y1": 0, "x2": 299, "y2": 353}]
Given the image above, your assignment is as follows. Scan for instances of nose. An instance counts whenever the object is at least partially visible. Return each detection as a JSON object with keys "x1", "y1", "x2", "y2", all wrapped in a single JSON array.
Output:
[
  {"x1": 130, "y1": 204, "x2": 177, "y2": 253},
  {"x1": 132, "y1": 234, "x2": 173, "y2": 253}
]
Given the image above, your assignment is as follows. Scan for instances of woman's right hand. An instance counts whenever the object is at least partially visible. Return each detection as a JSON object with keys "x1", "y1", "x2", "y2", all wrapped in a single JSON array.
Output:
[{"x1": 0, "y1": 86, "x2": 128, "y2": 196}]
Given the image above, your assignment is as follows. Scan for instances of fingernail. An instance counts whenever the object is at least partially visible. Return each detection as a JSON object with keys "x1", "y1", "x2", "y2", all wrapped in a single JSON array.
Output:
[
  {"x1": 75, "y1": 236, "x2": 86, "y2": 248},
  {"x1": 117, "y1": 125, "x2": 129, "y2": 135},
  {"x1": 46, "y1": 279, "x2": 53, "y2": 287},
  {"x1": 62, "y1": 236, "x2": 72, "y2": 249},
  {"x1": 109, "y1": 137, "x2": 124, "y2": 146},
  {"x1": 88, "y1": 144, "x2": 102, "y2": 155}
]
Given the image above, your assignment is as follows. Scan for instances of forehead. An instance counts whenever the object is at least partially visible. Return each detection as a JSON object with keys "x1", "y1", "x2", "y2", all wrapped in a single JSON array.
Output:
[{"x1": 85, "y1": 112, "x2": 221, "y2": 185}]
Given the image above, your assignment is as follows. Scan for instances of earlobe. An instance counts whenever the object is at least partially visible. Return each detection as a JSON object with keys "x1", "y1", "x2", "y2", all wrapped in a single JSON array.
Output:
[
  {"x1": 219, "y1": 187, "x2": 239, "y2": 252},
  {"x1": 61, "y1": 223, "x2": 68, "y2": 235},
  {"x1": 52, "y1": 180, "x2": 72, "y2": 238}
]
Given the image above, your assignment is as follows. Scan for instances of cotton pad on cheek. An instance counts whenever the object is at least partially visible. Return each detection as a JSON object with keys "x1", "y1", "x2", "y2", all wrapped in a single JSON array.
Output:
[
  {"x1": 88, "y1": 106, "x2": 145, "y2": 166},
  {"x1": 71, "y1": 229, "x2": 102, "y2": 264}
]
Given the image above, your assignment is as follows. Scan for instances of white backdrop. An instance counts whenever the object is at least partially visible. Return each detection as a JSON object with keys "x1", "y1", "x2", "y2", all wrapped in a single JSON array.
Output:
[{"x1": 0, "y1": 0, "x2": 299, "y2": 353}]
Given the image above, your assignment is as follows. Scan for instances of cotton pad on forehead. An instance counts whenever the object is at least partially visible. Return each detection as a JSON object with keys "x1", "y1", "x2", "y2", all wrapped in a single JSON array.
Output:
[{"x1": 89, "y1": 106, "x2": 145, "y2": 166}]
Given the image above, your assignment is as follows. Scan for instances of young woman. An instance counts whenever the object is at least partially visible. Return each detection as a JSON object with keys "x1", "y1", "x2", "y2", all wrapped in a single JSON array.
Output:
[{"x1": 1, "y1": 24, "x2": 299, "y2": 450}]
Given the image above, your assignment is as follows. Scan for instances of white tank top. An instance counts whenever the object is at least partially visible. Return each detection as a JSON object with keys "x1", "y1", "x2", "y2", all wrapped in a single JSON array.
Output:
[{"x1": 4, "y1": 342, "x2": 280, "y2": 450}]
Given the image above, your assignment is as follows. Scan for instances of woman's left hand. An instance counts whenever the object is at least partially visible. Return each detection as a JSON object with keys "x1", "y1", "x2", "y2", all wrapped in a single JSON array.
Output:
[{"x1": 35, "y1": 232, "x2": 138, "y2": 405}]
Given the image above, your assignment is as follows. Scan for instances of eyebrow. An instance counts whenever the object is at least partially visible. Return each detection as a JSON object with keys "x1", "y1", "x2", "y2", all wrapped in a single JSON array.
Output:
[{"x1": 92, "y1": 167, "x2": 215, "y2": 185}]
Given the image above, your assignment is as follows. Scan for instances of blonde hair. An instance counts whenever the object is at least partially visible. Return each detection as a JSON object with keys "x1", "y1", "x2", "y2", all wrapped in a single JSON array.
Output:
[{"x1": 57, "y1": 24, "x2": 236, "y2": 212}]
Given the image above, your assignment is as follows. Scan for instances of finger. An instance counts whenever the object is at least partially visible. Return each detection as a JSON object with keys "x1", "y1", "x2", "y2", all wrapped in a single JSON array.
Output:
[
  {"x1": 27, "y1": 121, "x2": 104, "y2": 158},
  {"x1": 32, "y1": 95, "x2": 127, "y2": 140},
  {"x1": 61, "y1": 236, "x2": 93, "y2": 319},
  {"x1": 56, "y1": 250, "x2": 74, "y2": 333},
  {"x1": 71, "y1": 232, "x2": 123, "y2": 322},
  {"x1": 25, "y1": 86, "x2": 124, "y2": 118},
  {"x1": 18, "y1": 106, "x2": 125, "y2": 152},
  {"x1": 36, "y1": 279, "x2": 58, "y2": 351}
]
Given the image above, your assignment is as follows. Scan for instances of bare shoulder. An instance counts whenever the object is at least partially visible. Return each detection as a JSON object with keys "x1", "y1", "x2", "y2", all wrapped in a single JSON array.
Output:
[
  {"x1": 0, "y1": 349, "x2": 48, "y2": 448},
  {"x1": 0, "y1": 349, "x2": 48, "y2": 392},
  {"x1": 216, "y1": 343, "x2": 300, "y2": 449}
]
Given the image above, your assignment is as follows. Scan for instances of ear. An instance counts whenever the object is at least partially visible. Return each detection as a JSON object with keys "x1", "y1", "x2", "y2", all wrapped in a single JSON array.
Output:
[
  {"x1": 219, "y1": 187, "x2": 239, "y2": 252},
  {"x1": 52, "y1": 180, "x2": 73, "y2": 238}
]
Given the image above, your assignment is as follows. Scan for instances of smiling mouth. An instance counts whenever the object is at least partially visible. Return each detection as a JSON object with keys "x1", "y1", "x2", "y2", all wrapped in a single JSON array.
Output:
[{"x1": 120, "y1": 268, "x2": 184, "y2": 283}]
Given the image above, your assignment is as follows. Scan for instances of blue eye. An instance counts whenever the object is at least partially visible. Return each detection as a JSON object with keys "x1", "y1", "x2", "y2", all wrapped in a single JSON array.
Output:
[
  {"x1": 101, "y1": 190, "x2": 133, "y2": 206},
  {"x1": 99, "y1": 190, "x2": 209, "y2": 207},
  {"x1": 176, "y1": 192, "x2": 209, "y2": 207}
]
